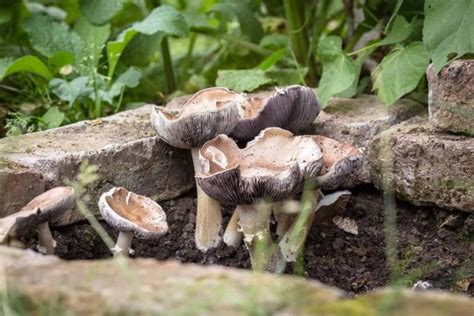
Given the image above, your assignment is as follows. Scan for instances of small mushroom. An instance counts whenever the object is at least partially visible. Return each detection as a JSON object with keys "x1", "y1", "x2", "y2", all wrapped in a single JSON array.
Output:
[
  {"x1": 311, "y1": 135, "x2": 363, "y2": 189},
  {"x1": 231, "y1": 85, "x2": 320, "y2": 141},
  {"x1": 196, "y1": 128, "x2": 322, "y2": 269},
  {"x1": 98, "y1": 187, "x2": 168, "y2": 257},
  {"x1": 151, "y1": 87, "x2": 246, "y2": 252},
  {"x1": 0, "y1": 187, "x2": 75, "y2": 255}
]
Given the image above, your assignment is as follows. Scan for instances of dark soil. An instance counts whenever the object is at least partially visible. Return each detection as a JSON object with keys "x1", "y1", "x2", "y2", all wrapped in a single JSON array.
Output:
[{"x1": 22, "y1": 185, "x2": 473, "y2": 296}]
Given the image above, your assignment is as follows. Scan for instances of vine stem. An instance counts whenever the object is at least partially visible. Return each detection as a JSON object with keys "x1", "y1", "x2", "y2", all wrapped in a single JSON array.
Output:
[{"x1": 161, "y1": 36, "x2": 176, "y2": 93}]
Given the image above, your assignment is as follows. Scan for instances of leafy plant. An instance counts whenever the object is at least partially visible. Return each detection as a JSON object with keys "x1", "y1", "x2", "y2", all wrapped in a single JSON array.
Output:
[{"x1": 0, "y1": 0, "x2": 473, "y2": 135}]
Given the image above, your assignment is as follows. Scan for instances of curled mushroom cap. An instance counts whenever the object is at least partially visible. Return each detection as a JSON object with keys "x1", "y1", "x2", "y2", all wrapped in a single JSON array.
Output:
[
  {"x1": 0, "y1": 187, "x2": 75, "y2": 241},
  {"x1": 311, "y1": 135, "x2": 363, "y2": 189},
  {"x1": 98, "y1": 187, "x2": 168, "y2": 239},
  {"x1": 196, "y1": 128, "x2": 323, "y2": 205},
  {"x1": 150, "y1": 87, "x2": 245, "y2": 149},
  {"x1": 231, "y1": 85, "x2": 320, "y2": 141}
]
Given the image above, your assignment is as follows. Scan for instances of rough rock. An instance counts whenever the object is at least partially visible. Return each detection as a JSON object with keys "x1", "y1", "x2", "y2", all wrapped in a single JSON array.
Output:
[
  {"x1": 0, "y1": 246, "x2": 343, "y2": 315},
  {"x1": 1, "y1": 247, "x2": 472, "y2": 315},
  {"x1": 306, "y1": 95, "x2": 426, "y2": 183},
  {"x1": 368, "y1": 118, "x2": 474, "y2": 212},
  {"x1": 0, "y1": 105, "x2": 194, "y2": 223},
  {"x1": 427, "y1": 61, "x2": 474, "y2": 135},
  {"x1": 0, "y1": 165, "x2": 45, "y2": 217}
]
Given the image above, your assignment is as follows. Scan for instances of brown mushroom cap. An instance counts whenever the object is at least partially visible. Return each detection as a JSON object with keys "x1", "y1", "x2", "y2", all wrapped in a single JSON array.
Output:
[
  {"x1": 231, "y1": 85, "x2": 320, "y2": 141},
  {"x1": 0, "y1": 187, "x2": 75, "y2": 242},
  {"x1": 196, "y1": 128, "x2": 323, "y2": 205},
  {"x1": 311, "y1": 135, "x2": 363, "y2": 189},
  {"x1": 150, "y1": 87, "x2": 244, "y2": 149},
  {"x1": 98, "y1": 187, "x2": 168, "y2": 240}
]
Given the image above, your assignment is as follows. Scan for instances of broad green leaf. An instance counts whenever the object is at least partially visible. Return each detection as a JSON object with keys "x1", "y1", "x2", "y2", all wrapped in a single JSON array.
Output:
[
  {"x1": 260, "y1": 34, "x2": 288, "y2": 49},
  {"x1": 121, "y1": 33, "x2": 162, "y2": 66},
  {"x1": 379, "y1": 16, "x2": 414, "y2": 46},
  {"x1": 74, "y1": 17, "x2": 110, "y2": 67},
  {"x1": 48, "y1": 52, "x2": 75, "y2": 71},
  {"x1": 336, "y1": 48, "x2": 374, "y2": 98},
  {"x1": 258, "y1": 48, "x2": 287, "y2": 70},
  {"x1": 24, "y1": 14, "x2": 84, "y2": 60},
  {"x1": 266, "y1": 68, "x2": 308, "y2": 86},
  {"x1": 216, "y1": 69, "x2": 272, "y2": 92},
  {"x1": 106, "y1": 5, "x2": 188, "y2": 77},
  {"x1": 218, "y1": 1, "x2": 264, "y2": 43},
  {"x1": 133, "y1": 5, "x2": 189, "y2": 36},
  {"x1": 41, "y1": 106, "x2": 65, "y2": 129},
  {"x1": 385, "y1": 0, "x2": 404, "y2": 32},
  {"x1": 372, "y1": 42, "x2": 430, "y2": 106},
  {"x1": 423, "y1": 0, "x2": 474, "y2": 72},
  {"x1": 317, "y1": 36, "x2": 357, "y2": 107},
  {"x1": 50, "y1": 76, "x2": 93, "y2": 106},
  {"x1": 79, "y1": 0, "x2": 125, "y2": 25},
  {"x1": 102, "y1": 67, "x2": 142, "y2": 103},
  {"x1": 0, "y1": 56, "x2": 53, "y2": 81}
]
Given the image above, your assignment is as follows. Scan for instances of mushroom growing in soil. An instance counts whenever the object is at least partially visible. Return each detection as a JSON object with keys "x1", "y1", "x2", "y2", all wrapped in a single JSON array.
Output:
[
  {"x1": 0, "y1": 187, "x2": 75, "y2": 255},
  {"x1": 196, "y1": 128, "x2": 323, "y2": 269},
  {"x1": 231, "y1": 85, "x2": 320, "y2": 141},
  {"x1": 278, "y1": 136, "x2": 362, "y2": 265},
  {"x1": 151, "y1": 87, "x2": 246, "y2": 252},
  {"x1": 98, "y1": 187, "x2": 168, "y2": 257}
]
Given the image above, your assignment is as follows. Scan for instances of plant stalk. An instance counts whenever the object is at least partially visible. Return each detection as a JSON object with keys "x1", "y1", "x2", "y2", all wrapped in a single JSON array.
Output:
[
  {"x1": 114, "y1": 231, "x2": 133, "y2": 257},
  {"x1": 161, "y1": 36, "x2": 176, "y2": 93}
]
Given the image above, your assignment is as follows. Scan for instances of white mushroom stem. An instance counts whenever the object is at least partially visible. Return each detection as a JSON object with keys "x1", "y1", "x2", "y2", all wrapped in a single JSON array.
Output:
[
  {"x1": 237, "y1": 202, "x2": 273, "y2": 269},
  {"x1": 223, "y1": 209, "x2": 242, "y2": 247},
  {"x1": 273, "y1": 201, "x2": 299, "y2": 238},
  {"x1": 191, "y1": 148, "x2": 222, "y2": 252},
  {"x1": 279, "y1": 190, "x2": 320, "y2": 262},
  {"x1": 37, "y1": 222, "x2": 56, "y2": 255},
  {"x1": 113, "y1": 231, "x2": 134, "y2": 257}
]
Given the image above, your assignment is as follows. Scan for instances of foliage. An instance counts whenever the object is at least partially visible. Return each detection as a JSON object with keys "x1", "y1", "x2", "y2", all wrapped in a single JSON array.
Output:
[{"x1": 0, "y1": 0, "x2": 473, "y2": 135}]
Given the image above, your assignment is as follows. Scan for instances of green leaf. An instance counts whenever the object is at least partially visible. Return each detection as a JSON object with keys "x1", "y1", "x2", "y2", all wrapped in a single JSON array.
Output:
[
  {"x1": 41, "y1": 106, "x2": 65, "y2": 129},
  {"x1": 106, "y1": 5, "x2": 188, "y2": 78},
  {"x1": 101, "y1": 67, "x2": 142, "y2": 103},
  {"x1": 210, "y1": 1, "x2": 264, "y2": 43},
  {"x1": 336, "y1": 48, "x2": 373, "y2": 98},
  {"x1": 379, "y1": 16, "x2": 414, "y2": 46},
  {"x1": 258, "y1": 48, "x2": 287, "y2": 70},
  {"x1": 24, "y1": 14, "x2": 84, "y2": 60},
  {"x1": 423, "y1": 0, "x2": 474, "y2": 72},
  {"x1": 317, "y1": 36, "x2": 357, "y2": 107},
  {"x1": 133, "y1": 5, "x2": 189, "y2": 36},
  {"x1": 385, "y1": 0, "x2": 404, "y2": 32},
  {"x1": 74, "y1": 17, "x2": 110, "y2": 67},
  {"x1": 266, "y1": 68, "x2": 308, "y2": 86},
  {"x1": 372, "y1": 42, "x2": 430, "y2": 106},
  {"x1": 0, "y1": 56, "x2": 53, "y2": 81},
  {"x1": 216, "y1": 69, "x2": 272, "y2": 92},
  {"x1": 79, "y1": 0, "x2": 125, "y2": 25},
  {"x1": 48, "y1": 52, "x2": 75, "y2": 71},
  {"x1": 121, "y1": 33, "x2": 162, "y2": 66},
  {"x1": 50, "y1": 76, "x2": 93, "y2": 106}
]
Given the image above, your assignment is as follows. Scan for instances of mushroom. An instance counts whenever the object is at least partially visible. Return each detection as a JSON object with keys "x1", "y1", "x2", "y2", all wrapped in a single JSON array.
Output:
[
  {"x1": 277, "y1": 136, "x2": 362, "y2": 266},
  {"x1": 279, "y1": 190, "x2": 352, "y2": 262},
  {"x1": 151, "y1": 87, "x2": 246, "y2": 252},
  {"x1": 0, "y1": 187, "x2": 75, "y2": 255},
  {"x1": 196, "y1": 128, "x2": 323, "y2": 269},
  {"x1": 98, "y1": 187, "x2": 168, "y2": 257},
  {"x1": 231, "y1": 85, "x2": 320, "y2": 141}
]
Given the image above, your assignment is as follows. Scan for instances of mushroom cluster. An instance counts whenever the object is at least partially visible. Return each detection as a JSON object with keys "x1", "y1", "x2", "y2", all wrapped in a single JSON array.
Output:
[
  {"x1": 151, "y1": 85, "x2": 320, "y2": 251},
  {"x1": 196, "y1": 128, "x2": 362, "y2": 270}
]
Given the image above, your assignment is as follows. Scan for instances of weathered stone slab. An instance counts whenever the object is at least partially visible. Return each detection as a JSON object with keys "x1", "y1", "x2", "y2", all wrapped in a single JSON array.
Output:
[
  {"x1": 306, "y1": 95, "x2": 426, "y2": 183},
  {"x1": 368, "y1": 118, "x2": 474, "y2": 212},
  {"x1": 1, "y1": 246, "x2": 472, "y2": 315},
  {"x1": 427, "y1": 60, "x2": 474, "y2": 135},
  {"x1": 0, "y1": 164, "x2": 45, "y2": 217},
  {"x1": 0, "y1": 105, "x2": 194, "y2": 223}
]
